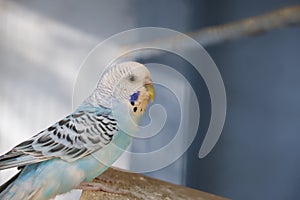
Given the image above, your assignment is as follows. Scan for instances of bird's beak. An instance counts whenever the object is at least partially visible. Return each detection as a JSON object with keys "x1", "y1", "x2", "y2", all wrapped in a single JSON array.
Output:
[{"x1": 144, "y1": 82, "x2": 155, "y2": 102}]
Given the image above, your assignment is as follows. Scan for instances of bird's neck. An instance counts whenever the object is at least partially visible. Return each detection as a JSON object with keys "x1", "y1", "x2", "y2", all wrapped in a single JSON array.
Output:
[{"x1": 85, "y1": 91, "x2": 112, "y2": 108}]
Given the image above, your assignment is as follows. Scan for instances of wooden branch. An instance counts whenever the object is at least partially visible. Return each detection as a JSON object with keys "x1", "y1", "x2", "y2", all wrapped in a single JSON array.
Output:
[
  {"x1": 121, "y1": 5, "x2": 300, "y2": 60},
  {"x1": 79, "y1": 168, "x2": 229, "y2": 200},
  {"x1": 191, "y1": 5, "x2": 300, "y2": 46}
]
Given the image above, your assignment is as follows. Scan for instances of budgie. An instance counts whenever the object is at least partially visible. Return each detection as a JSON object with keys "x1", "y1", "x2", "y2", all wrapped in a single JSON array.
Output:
[{"x1": 0, "y1": 61, "x2": 155, "y2": 200}]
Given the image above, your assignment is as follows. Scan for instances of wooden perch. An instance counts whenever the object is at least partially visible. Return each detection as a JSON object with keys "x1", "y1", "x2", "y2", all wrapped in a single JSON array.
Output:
[{"x1": 79, "y1": 168, "x2": 228, "y2": 200}]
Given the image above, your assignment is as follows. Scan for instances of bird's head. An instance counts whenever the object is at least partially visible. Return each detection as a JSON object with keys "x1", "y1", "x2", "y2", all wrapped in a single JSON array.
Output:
[{"x1": 88, "y1": 61, "x2": 154, "y2": 118}]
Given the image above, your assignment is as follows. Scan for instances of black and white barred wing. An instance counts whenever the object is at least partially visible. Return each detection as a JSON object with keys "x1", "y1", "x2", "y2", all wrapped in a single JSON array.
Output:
[{"x1": 0, "y1": 108, "x2": 118, "y2": 170}]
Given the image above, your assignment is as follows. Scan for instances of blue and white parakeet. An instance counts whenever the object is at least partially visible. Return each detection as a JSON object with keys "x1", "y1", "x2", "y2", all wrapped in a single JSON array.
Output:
[{"x1": 0, "y1": 61, "x2": 154, "y2": 200}]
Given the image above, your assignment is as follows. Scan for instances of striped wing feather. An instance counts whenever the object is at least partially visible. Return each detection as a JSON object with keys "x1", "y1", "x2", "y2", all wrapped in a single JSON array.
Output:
[{"x1": 0, "y1": 107, "x2": 118, "y2": 170}]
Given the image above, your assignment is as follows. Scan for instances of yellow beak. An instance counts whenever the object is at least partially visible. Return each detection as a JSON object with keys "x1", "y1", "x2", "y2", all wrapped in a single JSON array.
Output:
[{"x1": 145, "y1": 83, "x2": 155, "y2": 102}]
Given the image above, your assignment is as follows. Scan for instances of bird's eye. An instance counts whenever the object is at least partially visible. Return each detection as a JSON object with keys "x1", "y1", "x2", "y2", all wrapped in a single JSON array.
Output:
[{"x1": 128, "y1": 74, "x2": 136, "y2": 82}]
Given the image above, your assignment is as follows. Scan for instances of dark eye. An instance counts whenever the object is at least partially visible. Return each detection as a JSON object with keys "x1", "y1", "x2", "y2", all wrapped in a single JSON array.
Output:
[{"x1": 129, "y1": 74, "x2": 136, "y2": 82}]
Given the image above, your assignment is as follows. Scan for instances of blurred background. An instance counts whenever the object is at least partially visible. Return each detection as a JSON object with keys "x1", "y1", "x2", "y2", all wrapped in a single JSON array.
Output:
[{"x1": 1, "y1": 1, "x2": 300, "y2": 200}]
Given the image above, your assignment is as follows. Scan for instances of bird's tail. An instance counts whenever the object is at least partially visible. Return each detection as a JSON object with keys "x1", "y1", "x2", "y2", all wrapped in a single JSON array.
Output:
[{"x1": 0, "y1": 170, "x2": 22, "y2": 196}]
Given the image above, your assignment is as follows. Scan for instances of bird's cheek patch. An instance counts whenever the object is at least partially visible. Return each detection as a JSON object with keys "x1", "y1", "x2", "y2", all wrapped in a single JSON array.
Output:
[{"x1": 130, "y1": 91, "x2": 140, "y2": 105}]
